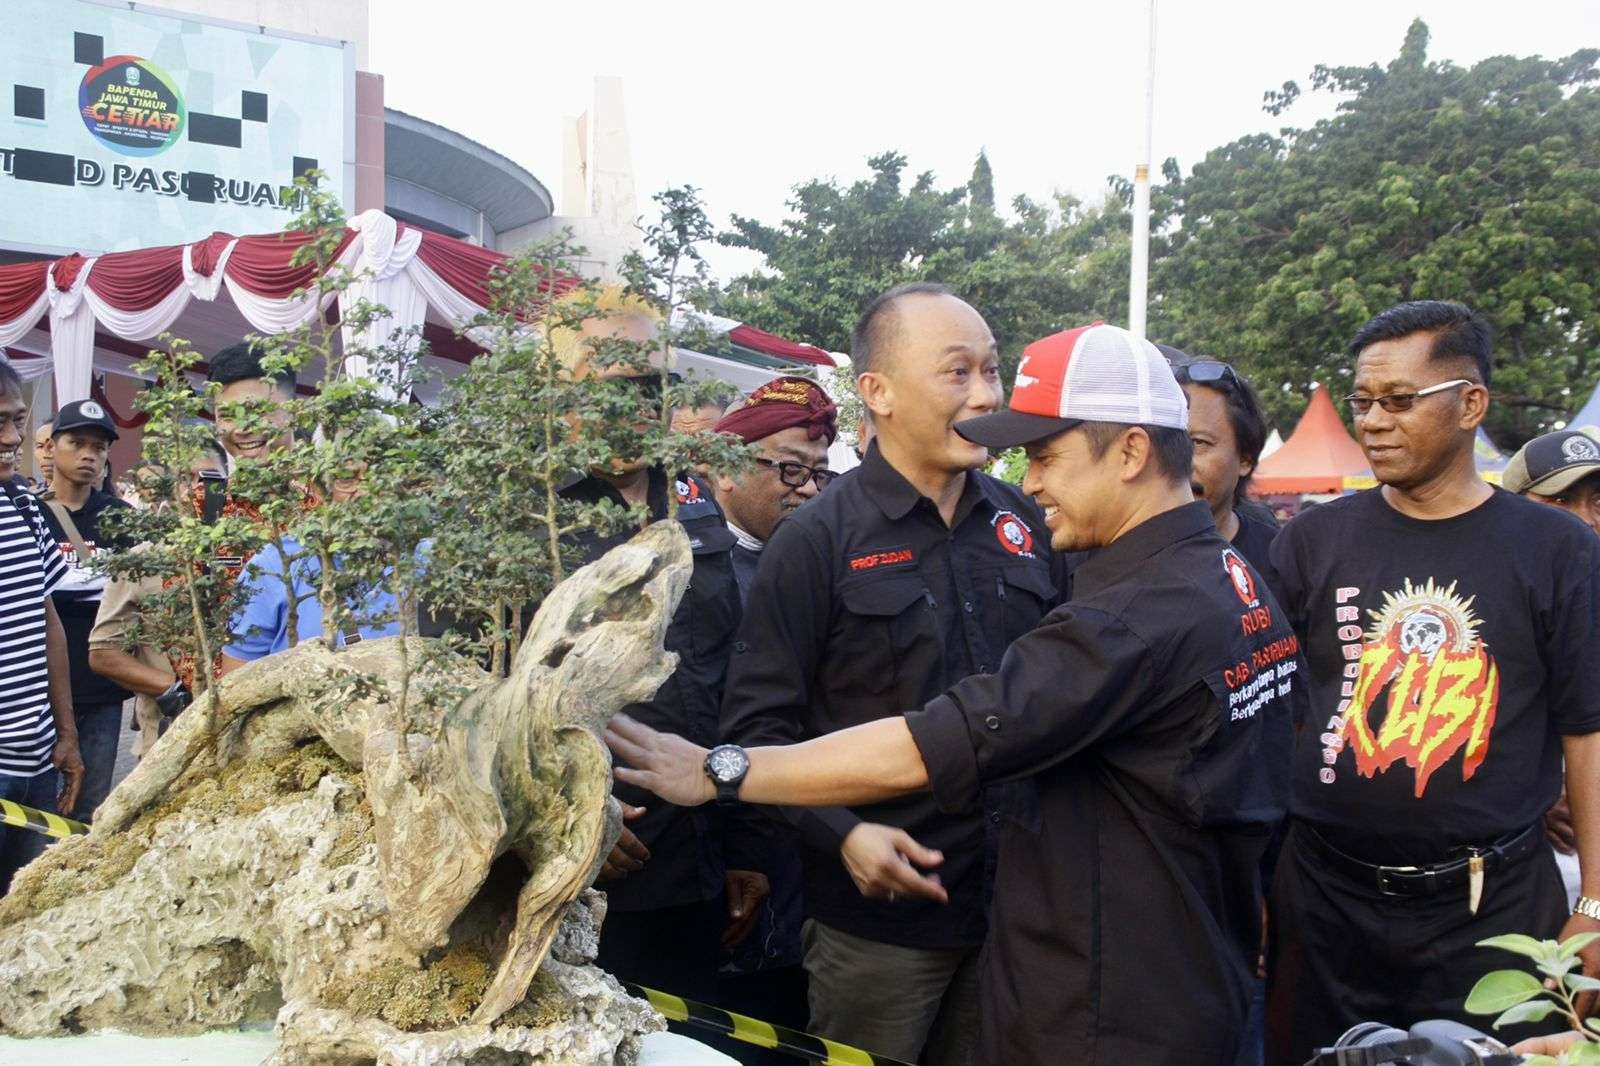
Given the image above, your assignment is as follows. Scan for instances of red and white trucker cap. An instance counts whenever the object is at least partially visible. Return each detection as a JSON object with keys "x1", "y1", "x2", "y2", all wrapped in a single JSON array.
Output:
[{"x1": 956, "y1": 322, "x2": 1188, "y2": 449}]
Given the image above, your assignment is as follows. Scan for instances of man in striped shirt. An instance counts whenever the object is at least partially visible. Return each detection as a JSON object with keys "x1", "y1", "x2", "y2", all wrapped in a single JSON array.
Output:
[{"x1": 0, "y1": 358, "x2": 83, "y2": 894}]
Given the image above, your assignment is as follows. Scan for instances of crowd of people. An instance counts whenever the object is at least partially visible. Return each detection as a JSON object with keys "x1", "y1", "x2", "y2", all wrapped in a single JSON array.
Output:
[{"x1": 1, "y1": 286, "x2": 1599, "y2": 1066}]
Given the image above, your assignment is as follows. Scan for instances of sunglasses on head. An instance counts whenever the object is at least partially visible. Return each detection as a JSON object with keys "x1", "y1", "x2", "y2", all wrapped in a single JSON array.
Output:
[{"x1": 1172, "y1": 361, "x2": 1241, "y2": 390}]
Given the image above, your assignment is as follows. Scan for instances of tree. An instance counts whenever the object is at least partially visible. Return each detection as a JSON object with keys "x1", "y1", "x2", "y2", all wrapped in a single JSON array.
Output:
[
  {"x1": 716, "y1": 151, "x2": 1132, "y2": 381},
  {"x1": 1154, "y1": 20, "x2": 1600, "y2": 443}
]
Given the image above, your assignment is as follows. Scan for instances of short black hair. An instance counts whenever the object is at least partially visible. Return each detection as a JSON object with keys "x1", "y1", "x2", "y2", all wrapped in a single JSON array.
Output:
[
  {"x1": 207, "y1": 341, "x2": 295, "y2": 390},
  {"x1": 0, "y1": 356, "x2": 21, "y2": 400},
  {"x1": 1348, "y1": 301, "x2": 1494, "y2": 386},
  {"x1": 1079, "y1": 422, "x2": 1194, "y2": 485},
  {"x1": 851, "y1": 281, "x2": 953, "y2": 376}
]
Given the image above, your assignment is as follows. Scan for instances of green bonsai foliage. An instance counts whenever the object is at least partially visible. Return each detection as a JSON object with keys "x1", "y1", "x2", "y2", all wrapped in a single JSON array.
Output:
[{"x1": 1466, "y1": 933, "x2": 1600, "y2": 1063}]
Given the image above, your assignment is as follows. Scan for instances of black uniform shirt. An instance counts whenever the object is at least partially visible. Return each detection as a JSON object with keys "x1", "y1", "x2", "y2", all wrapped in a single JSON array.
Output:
[
  {"x1": 906, "y1": 502, "x2": 1300, "y2": 1064},
  {"x1": 564, "y1": 468, "x2": 740, "y2": 912},
  {"x1": 40, "y1": 489, "x2": 133, "y2": 706},
  {"x1": 722, "y1": 442, "x2": 1065, "y2": 950}
]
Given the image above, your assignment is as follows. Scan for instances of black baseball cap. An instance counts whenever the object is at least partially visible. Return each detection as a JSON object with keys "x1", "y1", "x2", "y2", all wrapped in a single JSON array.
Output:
[
  {"x1": 52, "y1": 399, "x2": 119, "y2": 442},
  {"x1": 1503, "y1": 429, "x2": 1600, "y2": 495}
]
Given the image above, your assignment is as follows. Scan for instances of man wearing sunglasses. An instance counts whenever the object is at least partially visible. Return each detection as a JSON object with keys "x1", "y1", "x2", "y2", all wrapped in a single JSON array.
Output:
[{"x1": 1263, "y1": 301, "x2": 1600, "y2": 1062}]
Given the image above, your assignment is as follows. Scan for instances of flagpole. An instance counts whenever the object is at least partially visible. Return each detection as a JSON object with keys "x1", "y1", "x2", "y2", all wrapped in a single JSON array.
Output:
[{"x1": 1129, "y1": 0, "x2": 1158, "y2": 339}]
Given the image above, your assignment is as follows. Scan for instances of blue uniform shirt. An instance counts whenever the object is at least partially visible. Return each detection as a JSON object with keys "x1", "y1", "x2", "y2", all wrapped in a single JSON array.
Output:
[{"x1": 224, "y1": 539, "x2": 407, "y2": 661}]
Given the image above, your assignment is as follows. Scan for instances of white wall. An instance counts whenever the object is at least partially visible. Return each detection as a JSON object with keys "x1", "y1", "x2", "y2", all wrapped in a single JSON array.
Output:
[{"x1": 145, "y1": 0, "x2": 370, "y2": 67}]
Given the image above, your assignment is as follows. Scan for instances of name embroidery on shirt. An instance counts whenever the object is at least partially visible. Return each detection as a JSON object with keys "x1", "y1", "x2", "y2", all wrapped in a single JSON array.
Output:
[{"x1": 848, "y1": 546, "x2": 916, "y2": 573}]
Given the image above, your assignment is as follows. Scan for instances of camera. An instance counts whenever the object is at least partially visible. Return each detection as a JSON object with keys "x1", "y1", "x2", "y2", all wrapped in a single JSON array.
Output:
[{"x1": 1304, "y1": 1020, "x2": 1523, "y2": 1065}]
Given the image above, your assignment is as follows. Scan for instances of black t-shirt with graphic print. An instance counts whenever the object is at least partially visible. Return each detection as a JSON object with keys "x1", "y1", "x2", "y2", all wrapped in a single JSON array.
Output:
[{"x1": 1270, "y1": 487, "x2": 1600, "y2": 864}]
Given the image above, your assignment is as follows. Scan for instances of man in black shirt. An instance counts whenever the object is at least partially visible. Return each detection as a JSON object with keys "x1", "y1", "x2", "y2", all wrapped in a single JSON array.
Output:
[
  {"x1": 38, "y1": 400, "x2": 132, "y2": 823},
  {"x1": 610, "y1": 322, "x2": 1298, "y2": 1065},
  {"x1": 1264, "y1": 302, "x2": 1600, "y2": 1062},
  {"x1": 1159, "y1": 347, "x2": 1281, "y2": 596},
  {"x1": 721, "y1": 283, "x2": 1064, "y2": 1065}
]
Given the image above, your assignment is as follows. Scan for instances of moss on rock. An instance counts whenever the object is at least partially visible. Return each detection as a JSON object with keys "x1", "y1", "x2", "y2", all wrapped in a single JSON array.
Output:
[{"x1": 0, "y1": 739, "x2": 361, "y2": 932}]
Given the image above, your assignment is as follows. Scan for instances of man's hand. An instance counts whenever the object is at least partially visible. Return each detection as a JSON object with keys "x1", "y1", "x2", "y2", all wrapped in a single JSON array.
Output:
[
  {"x1": 606, "y1": 714, "x2": 714, "y2": 807},
  {"x1": 840, "y1": 823, "x2": 947, "y2": 904},
  {"x1": 722, "y1": 870, "x2": 770, "y2": 949},
  {"x1": 1511, "y1": 1031, "x2": 1583, "y2": 1055},
  {"x1": 1548, "y1": 791, "x2": 1578, "y2": 854},
  {"x1": 598, "y1": 804, "x2": 650, "y2": 882},
  {"x1": 1556, "y1": 910, "x2": 1600, "y2": 1017},
  {"x1": 53, "y1": 731, "x2": 84, "y2": 817}
]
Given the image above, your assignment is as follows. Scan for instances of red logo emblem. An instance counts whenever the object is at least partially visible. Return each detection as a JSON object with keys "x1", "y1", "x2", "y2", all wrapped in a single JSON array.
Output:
[
  {"x1": 1222, "y1": 549, "x2": 1257, "y2": 607},
  {"x1": 675, "y1": 478, "x2": 701, "y2": 504},
  {"x1": 993, "y1": 511, "x2": 1034, "y2": 555}
]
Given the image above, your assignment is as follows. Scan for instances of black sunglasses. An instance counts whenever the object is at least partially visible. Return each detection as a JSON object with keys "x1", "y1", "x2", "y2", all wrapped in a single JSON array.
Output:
[
  {"x1": 1172, "y1": 361, "x2": 1242, "y2": 389},
  {"x1": 754, "y1": 457, "x2": 838, "y2": 490}
]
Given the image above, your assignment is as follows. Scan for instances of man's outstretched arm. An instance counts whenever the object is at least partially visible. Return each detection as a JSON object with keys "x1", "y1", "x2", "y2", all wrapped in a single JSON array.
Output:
[
  {"x1": 606, "y1": 713, "x2": 948, "y2": 903},
  {"x1": 608, "y1": 712, "x2": 930, "y2": 809}
]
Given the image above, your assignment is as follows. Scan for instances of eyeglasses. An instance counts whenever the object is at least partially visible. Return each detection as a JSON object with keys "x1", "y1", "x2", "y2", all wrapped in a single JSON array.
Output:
[
  {"x1": 1172, "y1": 360, "x2": 1242, "y2": 390},
  {"x1": 1344, "y1": 379, "x2": 1472, "y2": 416},
  {"x1": 754, "y1": 457, "x2": 838, "y2": 490}
]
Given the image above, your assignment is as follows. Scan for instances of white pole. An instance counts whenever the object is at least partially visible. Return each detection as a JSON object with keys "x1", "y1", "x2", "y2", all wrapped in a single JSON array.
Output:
[{"x1": 1129, "y1": 0, "x2": 1158, "y2": 339}]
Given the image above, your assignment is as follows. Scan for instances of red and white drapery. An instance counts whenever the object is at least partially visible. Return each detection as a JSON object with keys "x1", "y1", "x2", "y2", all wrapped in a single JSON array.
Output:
[
  {"x1": 0, "y1": 209, "x2": 833, "y2": 405},
  {"x1": 0, "y1": 210, "x2": 561, "y2": 402}
]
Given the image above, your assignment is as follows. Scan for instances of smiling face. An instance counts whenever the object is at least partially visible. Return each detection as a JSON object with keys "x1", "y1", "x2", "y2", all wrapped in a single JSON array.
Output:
[
  {"x1": 1351, "y1": 332, "x2": 1487, "y2": 491},
  {"x1": 0, "y1": 391, "x2": 26, "y2": 481},
  {"x1": 52, "y1": 428, "x2": 112, "y2": 489},
  {"x1": 858, "y1": 293, "x2": 1002, "y2": 475},
  {"x1": 1184, "y1": 383, "x2": 1250, "y2": 526},
  {"x1": 214, "y1": 377, "x2": 293, "y2": 461},
  {"x1": 715, "y1": 425, "x2": 830, "y2": 541},
  {"x1": 1021, "y1": 427, "x2": 1127, "y2": 552}
]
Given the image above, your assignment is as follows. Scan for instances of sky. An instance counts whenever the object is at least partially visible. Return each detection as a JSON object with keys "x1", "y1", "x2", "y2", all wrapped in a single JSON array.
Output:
[{"x1": 370, "y1": 0, "x2": 1600, "y2": 283}]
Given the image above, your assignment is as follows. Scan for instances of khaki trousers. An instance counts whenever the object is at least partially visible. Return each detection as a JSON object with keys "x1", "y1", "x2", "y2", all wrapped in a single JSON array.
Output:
[{"x1": 801, "y1": 919, "x2": 980, "y2": 1066}]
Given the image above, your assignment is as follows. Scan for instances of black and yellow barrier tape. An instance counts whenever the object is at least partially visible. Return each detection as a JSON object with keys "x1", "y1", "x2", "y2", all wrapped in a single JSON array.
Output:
[
  {"x1": 624, "y1": 982, "x2": 914, "y2": 1066},
  {"x1": 0, "y1": 798, "x2": 89, "y2": 840}
]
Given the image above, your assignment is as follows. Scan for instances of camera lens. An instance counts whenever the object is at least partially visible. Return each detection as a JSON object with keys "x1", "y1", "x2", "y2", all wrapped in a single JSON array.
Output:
[{"x1": 1334, "y1": 1022, "x2": 1410, "y2": 1047}]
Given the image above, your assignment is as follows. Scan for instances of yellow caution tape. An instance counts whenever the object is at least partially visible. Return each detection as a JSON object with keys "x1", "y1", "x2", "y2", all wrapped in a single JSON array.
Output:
[
  {"x1": 625, "y1": 982, "x2": 913, "y2": 1066},
  {"x1": 0, "y1": 797, "x2": 89, "y2": 840}
]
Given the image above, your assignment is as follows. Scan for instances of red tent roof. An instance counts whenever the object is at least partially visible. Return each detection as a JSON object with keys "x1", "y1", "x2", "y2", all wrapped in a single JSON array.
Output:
[{"x1": 1252, "y1": 386, "x2": 1371, "y2": 495}]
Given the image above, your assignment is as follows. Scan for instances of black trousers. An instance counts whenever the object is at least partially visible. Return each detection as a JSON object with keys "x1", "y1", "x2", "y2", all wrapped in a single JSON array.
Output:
[{"x1": 1265, "y1": 821, "x2": 1569, "y2": 1066}]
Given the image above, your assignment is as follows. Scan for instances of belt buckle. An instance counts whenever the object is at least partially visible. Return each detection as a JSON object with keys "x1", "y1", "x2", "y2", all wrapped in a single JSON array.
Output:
[{"x1": 1375, "y1": 865, "x2": 1420, "y2": 897}]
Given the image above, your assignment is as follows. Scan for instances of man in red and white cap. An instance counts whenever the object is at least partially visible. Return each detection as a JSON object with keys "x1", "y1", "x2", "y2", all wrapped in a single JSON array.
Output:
[
  {"x1": 711, "y1": 375, "x2": 839, "y2": 601},
  {"x1": 610, "y1": 321, "x2": 1300, "y2": 1065}
]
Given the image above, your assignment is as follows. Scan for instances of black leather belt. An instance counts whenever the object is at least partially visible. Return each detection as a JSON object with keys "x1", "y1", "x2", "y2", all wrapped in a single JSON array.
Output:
[{"x1": 1300, "y1": 821, "x2": 1544, "y2": 898}]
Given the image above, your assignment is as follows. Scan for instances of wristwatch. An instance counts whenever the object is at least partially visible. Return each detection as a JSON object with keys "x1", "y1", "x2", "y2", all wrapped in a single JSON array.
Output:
[
  {"x1": 704, "y1": 744, "x2": 750, "y2": 805},
  {"x1": 154, "y1": 678, "x2": 192, "y2": 718},
  {"x1": 1575, "y1": 896, "x2": 1600, "y2": 922}
]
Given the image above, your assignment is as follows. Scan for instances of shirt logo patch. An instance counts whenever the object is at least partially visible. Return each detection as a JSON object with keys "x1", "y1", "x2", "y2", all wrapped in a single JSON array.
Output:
[
  {"x1": 992, "y1": 510, "x2": 1035, "y2": 557},
  {"x1": 848, "y1": 546, "x2": 916, "y2": 573},
  {"x1": 675, "y1": 478, "x2": 703, "y2": 504},
  {"x1": 1222, "y1": 549, "x2": 1257, "y2": 607}
]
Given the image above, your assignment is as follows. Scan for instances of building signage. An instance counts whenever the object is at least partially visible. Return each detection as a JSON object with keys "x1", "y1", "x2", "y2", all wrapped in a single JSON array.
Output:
[{"x1": 2, "y1": 0, "x2": 352, "y2": 254}]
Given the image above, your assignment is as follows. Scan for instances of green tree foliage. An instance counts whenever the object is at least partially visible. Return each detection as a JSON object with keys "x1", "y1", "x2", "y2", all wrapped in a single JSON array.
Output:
[
  {"x1": 716, "y1": 151, "x2": 1131, "y2": 380},
  {"x1": 1151, "y1": 19, "x2": 1599, "y2": 442},
  {"x1": 720, "y1": 23, "x2": 1599, "y2": 446}
]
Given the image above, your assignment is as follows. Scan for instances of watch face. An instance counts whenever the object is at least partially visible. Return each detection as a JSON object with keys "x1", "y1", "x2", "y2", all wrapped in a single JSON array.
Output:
[{"x1": 708, "y1": 746, "x2": 747, "y2": 783}]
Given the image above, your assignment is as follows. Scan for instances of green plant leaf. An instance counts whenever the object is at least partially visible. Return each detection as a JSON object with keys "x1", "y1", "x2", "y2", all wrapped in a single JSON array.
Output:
[
  {"x1": 1541, "y1": 956, "x2": 1581, "y2": 980},
  {"x1": 1478, "y1": 934, "x2": 1557, "y2": 962},
  {"x1": 1566, "y1": 974, "x2": 1600, "y2": 993},
  {"x1": 1520, "y1": 1055, "x2": 1559, "y2": 1066},
  {"x1": 1562, "y1": 933, "x2": 1600, "y2": 958},
  {"x1": 1464, "y1": 969, "x2": 1547, "y2": 1013},
  {"x1": 1572, "y1": 1042, "x2": 1600, "y2": 1066},
  {"x1": 1492, "y1": 998, "x2": 1560, "y2": 1028},
  {"x1": 1585, "y1": 1016, "x2": 1600, "y2": 1033}
]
